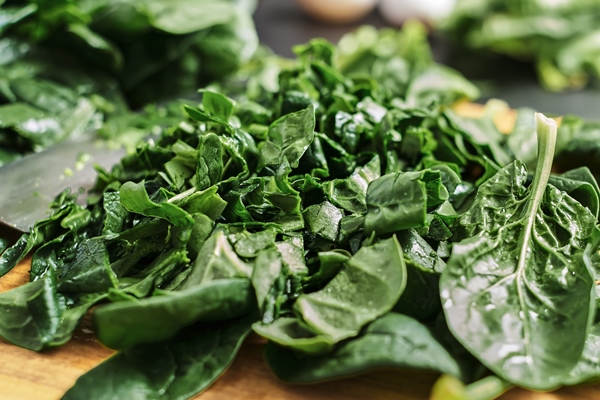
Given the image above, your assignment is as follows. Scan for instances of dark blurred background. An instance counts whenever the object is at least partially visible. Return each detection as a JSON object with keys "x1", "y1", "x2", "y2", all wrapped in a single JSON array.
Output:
[{"x1": 253, "y1": 0, "x2": 600, "y2": 118}]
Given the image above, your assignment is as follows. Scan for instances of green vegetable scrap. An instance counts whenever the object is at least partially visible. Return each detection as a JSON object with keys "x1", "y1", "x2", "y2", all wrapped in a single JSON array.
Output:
[
  {"x1": 1, "y1": 22, "x2": 600, "y2": 400},
  {"x1": 443, "y1": 0, "x2": 600, "y2": 91},
  {"x1": 0, "y1": 0, "x2": 258, "y2": 166}
]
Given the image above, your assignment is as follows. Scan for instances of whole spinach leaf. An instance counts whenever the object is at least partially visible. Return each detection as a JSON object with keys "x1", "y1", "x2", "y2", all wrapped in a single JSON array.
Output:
[
  {"x1": 294, "y1": 236, "x2": 407, "y2": 342},
  {"x1": 441, "y1": 114, "x2": 599, "y2": 390}
]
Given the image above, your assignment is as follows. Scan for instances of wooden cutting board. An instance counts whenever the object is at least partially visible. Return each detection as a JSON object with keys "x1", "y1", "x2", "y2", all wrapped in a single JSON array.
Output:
[{"x1": 1, "y1": 255, "x2": 600, "y2": 400}]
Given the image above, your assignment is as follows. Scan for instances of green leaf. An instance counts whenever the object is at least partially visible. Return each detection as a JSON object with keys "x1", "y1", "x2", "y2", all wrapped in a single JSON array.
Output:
[
  {"x1": 441, "y1": 114, "x2": 598, "y2": 390},
  {"x1": 196, "y1": 133, "x2": 224, "y2": 191},
  {"x1": 94, "y1": 278, "x2": 255, "y2": 349},
  {"x1": 251, "y1": 247, "x2": 283, "y2": 315},
  {"x1": 253, "y1": 317, "x2": 336, "y2": 356},
  {"x1": 177, "y1": 230, "x2": 253, "y2": 289},
  {"x1": 302, "y1": 250, "x2": 350, "y2": 292},
  {"x1": 365, "y1": 169, "x2": 448, "y2": 236},
  {"x1": 548, "y1": 167, "x2": 600, "y2": 219},
  {"x1": 564, "y1": 231, "x2": 600, "y2": 385},
  {"x1": 295, "y1": 236, "x2": 407, "y2": 342},
  {"x1": 58, "y1": 238, "x2": 118, "y2": 294},
  {"x1": 67, "y1": 23, "x2": 123, "y2": 69},
  {"x1": 0, "y1": 233, "x2": 31, "y2": 277},
  {"x1": 178, "y1": 185, "x2": 227, "y2": 220},
  {"x1": 303, "y1": 201, "x2": 343, "y2": 243},
  {"x1": 120, "y1": 181, "x2": 194, "y2": 228},
  {"x1": 232, "y1": 228, "x2": 277, "y2": 258},
  {"x1": 0, "y1": 276, "x2": 65, "y2": 351},
  {"x1": 0, "y1": 103, "x2": 46, "y2": 127},
  {"x1": 140, "y1": 0, "x2": 236, "y2": 34},
  {"x1": 64, "y1": 315, "x2": 255, "y2": 400},
  {"x1": 393, "y1": 229, "x2": 445, "y2": 320},
  {"x1": 102, "y1": 192, "x2": 130, "y2": 236},
  {"x1": 258, "y1": 105, "x2": 315, "y2": 169},
  {"x1": 324, "y1": 154, "x2": 380, "y2": 214},
  {"x1": 264, "y1": 313, "x2": 465, "y2": 383},
  {"x1": 201, "y1": 90, "x2": 236, "y2": 119},
  {"x1": 405, "y1": 65, "x2": 479, "y2": 108}
]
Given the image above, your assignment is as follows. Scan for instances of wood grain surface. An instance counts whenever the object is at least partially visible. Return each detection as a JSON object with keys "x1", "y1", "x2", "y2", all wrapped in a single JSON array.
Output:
[{"x1": 1, "y1": 258, "x2": 600, "y2": 400}]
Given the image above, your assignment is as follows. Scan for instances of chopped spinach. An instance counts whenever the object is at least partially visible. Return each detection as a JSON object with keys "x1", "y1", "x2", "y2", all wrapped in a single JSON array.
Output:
[{"x1": 0, "y1": 21, "x2": 599, "y2": 400}]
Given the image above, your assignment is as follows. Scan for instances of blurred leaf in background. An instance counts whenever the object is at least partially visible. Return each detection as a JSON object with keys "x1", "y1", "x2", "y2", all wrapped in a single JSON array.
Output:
[
  {"x1": 0, "y1": 0, "x2": 259, "y2": 166},
  {"x1": 442, "y1": 0, "x2": 600, "y2": 92}
]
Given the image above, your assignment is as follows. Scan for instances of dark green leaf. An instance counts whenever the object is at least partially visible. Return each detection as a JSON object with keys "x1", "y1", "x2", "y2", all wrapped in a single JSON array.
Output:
[
  {"x1": 58, "y1": 238, "x2": 118, "y2": 294},
  {"x1": 120, "y1": 181, "x2": 194, "y2": 228},
  {"x1": 365, "y1": 169, "x2": 448, "y2": 236},
  {"x1": 94, "y1": 278, "x2": 255, "y2": 349},
  {"x1": 64, "y1": 314, "x2": 256, "y2": 400},
  {"x1": 258, "y1": 105, "x2": 315, "y2": 169},
  {"x1": 0, "y1": 276, "x2": 65, "y2": 351},
  {"x1": 441, "y1": 115, "x2": 598, "y2": 390},
  {"x1": 264, "y1": 313, "x2": 465, "y2": 383}
]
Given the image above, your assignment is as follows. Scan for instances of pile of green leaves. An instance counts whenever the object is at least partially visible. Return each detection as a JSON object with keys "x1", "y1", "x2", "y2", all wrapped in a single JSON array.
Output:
[
  {"x1": 0, "y1": 0, "x2": 258, "y2": 166},
  {"x1": 1, "y1": 24, "x2": 600, "y2": 400},
  {"x1": 443, "y1": 0, "x2": 600, "y2": 91}
]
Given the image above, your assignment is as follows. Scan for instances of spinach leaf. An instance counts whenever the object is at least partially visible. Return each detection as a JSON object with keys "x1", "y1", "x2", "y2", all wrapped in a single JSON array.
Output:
[
  {"x1": 441, "y1": 114, "x2": 599, "y2": 390},
  {"x1": 0, "y1": 276, "x2": 64, "y2": 351},
  {"x1": 264, "y1": 313, "x2": 466, "y2": 383},
  {"x1": 564, "y1": 231, "x2": 600, "y2": 385},
  {"x1": 405, "y1": 65, "x2": 480, "y2": 108},
  {"x1": 364, "y1": 169, "x2": 450, "y2": 236},
  {"x1": 232, "y1": 228, "x2": 277, "y2": 258},
  {"x1": 58, "y1": 238, "x2": 118, "y2": 294},
  {"x1": 547, "y1": 167, "x2": 600, "y2": 219},
  {"x1": 251, "y1": 247, "x2": 282, "y2": 315},
  {"x1": 323, "y1": 154, "x2": 380, "y2": 214},
  {"x1": 565, "y1": 322, "x2": 600, "y2": 385},
  {"x1": 63, "y1": 314, "x2": 256, "y2": 400},
  {"x1": 94, "y1": 278, "x2": 255, "y2": 349},
  {"x1": 119, "y1": 181, "x2": 194, "y2": 229},
  {"x1": 554, "y1": 117, "x2": 600, "y2": 179},
  {"x1": 294, "y1": 236, "x2": 407, "y2": 342},
  {"x1": 444, "y1": 0, "x2": 600, "y2": 91},
  {"x1": 176, "y1": 230, "x2": 253, "y2": 289},
  {"x1": 303, "y1": 201, "x2": 343, "y2": 243},
  {"x1": 253, "y1": 317, "x2": 336, "y2": 356},
  {"x1": 0, "y1": 192, "x2": 93, "y2": 277},
  {"x1": 393, "y1": 229, "x2": 445, "y2": 321},
  {"x1": 258, "y1": 105, "x2": 315, "y2": 170},
  {"x1": 0, "y1": 0, "x2": 258, "y2": 163}
]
